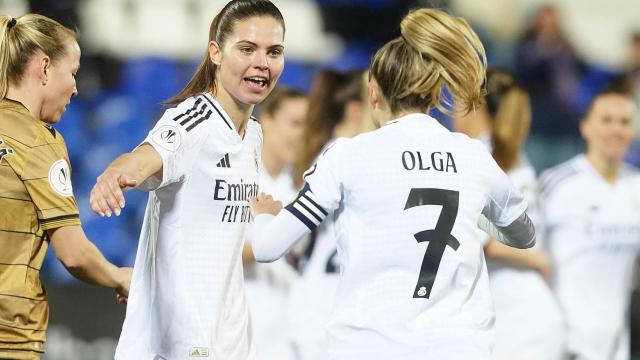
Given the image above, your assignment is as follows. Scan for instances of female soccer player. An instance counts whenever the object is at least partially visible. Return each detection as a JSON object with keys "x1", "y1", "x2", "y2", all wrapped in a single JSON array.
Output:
[
  {"x1": 244, "y1": 86, "x2": 307, "y2": 360},
  {"x1": 540, "y1": 89, "x2": 639, "y2": 360},
  {"x1": 89, "y1": 1, "x2": 285, "y2": 359},
  {"x1": 287, "y1": 69, "x2": 366, "y2": 360},
  {"x1": 248, "y1": 8, "x2": 535, "y2": 360},
  {"x1": 454, "y1": 69, "x2": 565, "y2": 360},
  {"x1": 0, "y1": 14, "x2": 131, "y2": 360}
]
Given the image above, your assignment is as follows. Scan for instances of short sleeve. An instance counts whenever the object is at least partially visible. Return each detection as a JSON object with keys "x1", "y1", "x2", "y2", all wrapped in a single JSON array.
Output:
[
  {"x1": 21, "y1": 143, "x2": 80, "y2": 230},
  {"x1": 301, "y1": 139, "x2": 346, "y2": 212},
  {"x1": 138, "y1": 97, "x2": 210, "y2": 190},
  {"x1": 481, "y1": 155, "x2": 529, "y2": 227}
]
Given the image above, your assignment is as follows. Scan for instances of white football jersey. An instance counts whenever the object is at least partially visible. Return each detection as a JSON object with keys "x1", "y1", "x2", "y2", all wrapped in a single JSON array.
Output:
[
  {"x1": 115, "y1": 94, "x2": 261, "y2": 360},
  {"x1": 245, "y1": 166, "x2": 298, "y2": 360},
  {"x1": 540, "y1": 155, "x2": 640, "y2": 360},
  {"x1": 286, "y1": 113, "x2": 528, "y2": 359},
  {"x1": 287, "y1": 141, "x2": 342, "y2": 360}
]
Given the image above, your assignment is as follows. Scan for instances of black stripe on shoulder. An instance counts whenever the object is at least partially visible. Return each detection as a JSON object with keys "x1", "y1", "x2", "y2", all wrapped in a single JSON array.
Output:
[
  {"x1": 173, "y1": 97, "x2": 203, "y2": 123},
  {"x1": 179, "y1": 100, "x2": 208, "y2": 126},
  {"x1": 201, "y1": 95, "x2": 233, "y2": 130},
  {"x1": 250, "y1": 115, "x2": 259, "y2": 123},
  {"x1": 186, "y1": 109, "x2": 213, "y2": 132}
]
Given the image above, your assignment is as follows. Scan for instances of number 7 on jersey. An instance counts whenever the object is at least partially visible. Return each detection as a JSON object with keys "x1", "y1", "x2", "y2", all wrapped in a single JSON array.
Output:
[{"x1": 404, "y1": 188, "x2": 460, "y2": 299}]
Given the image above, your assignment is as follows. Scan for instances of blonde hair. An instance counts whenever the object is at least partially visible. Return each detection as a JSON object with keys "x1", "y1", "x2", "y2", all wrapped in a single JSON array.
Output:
[
  {"x1": 485, "y1": 69, "x2": 531, "y2": 171},
  {"x1": 370, "y1": 8, "x2": 486, "y2": 114},
  {"x1": 0, "y1": 14, "x2": 76, "y2": 98}
]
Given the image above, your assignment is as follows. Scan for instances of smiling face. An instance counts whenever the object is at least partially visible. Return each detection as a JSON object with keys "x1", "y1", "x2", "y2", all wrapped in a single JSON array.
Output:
[
  {"x1": 39, "y1": 38, "x2": 80, "y2": 124},
  {"x1": 211, "y1": 16, "x2": 284, "y2": 107},
  {"x1": 581, "y1": 93, "x2": 636, "y2": 164}
]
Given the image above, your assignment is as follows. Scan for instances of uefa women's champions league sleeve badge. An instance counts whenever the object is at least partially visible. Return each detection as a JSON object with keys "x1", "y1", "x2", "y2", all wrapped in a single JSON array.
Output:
[
  {"x1": 48, "y1": 159, "x2": 73, "y2": 197},
  {"x1": 151, "y1": 125, "x2": 181, "y2": 152}
]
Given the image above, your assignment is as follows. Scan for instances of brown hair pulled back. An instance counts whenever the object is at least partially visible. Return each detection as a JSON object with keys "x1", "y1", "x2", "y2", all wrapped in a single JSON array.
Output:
[
  {"x1": 485, "y1": 69, "x2": 531, "y2": 171},
  {"x1": 167, "y1": 0, "x2": 284, "y2": 105}
]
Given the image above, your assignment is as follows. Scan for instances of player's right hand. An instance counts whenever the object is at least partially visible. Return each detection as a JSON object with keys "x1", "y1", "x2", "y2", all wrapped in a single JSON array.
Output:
[
  {"x1": 248, "y1": 192, "x2": 283, "y2": 217},
  {"x1": 90, "y1": 168, "x2": 137, "y2": 217}
]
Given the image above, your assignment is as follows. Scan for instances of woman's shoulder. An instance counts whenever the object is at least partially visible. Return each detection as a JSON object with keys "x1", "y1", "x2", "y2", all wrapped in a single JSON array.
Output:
[{"x1": 0, "y1": 106, "x2": 55, "y2": 148}]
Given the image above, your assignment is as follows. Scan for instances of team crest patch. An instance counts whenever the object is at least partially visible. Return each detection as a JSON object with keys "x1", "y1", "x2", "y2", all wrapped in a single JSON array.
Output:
[
  {"x1": 151, "y1": 125, "x2": 181, "y2": 152},
  {"x1": 0, "y1": 138, "x2": 14, "y2": 162},
  {"x1": 48, "y1": 159, "x2": 73, "y2": 197}
]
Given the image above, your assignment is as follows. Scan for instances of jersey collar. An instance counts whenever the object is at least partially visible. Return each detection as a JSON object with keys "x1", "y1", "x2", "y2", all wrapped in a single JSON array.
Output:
[{"x1": 385, "y1": 112, "x2": 447, "y2": 131}]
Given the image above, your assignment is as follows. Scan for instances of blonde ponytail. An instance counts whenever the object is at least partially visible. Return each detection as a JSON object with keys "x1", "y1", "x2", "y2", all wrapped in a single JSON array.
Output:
[
  {"x1": 0, "y1": 14, "x2": 75, "y2": 98},
  {"x1": 370, "y1": 8, "x2": 486, "y2": 114}
]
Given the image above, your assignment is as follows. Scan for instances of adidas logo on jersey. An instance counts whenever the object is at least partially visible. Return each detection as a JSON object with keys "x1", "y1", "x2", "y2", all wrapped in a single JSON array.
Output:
[
  {"x1": 189, "y1": 347, "x2": 210, "y2": 357},
  {"x1": 216, "y1": 153, "x2": 231, "y2": 168}
]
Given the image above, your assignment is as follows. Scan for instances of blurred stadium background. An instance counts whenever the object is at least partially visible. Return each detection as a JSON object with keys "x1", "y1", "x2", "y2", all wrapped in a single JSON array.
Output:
[{"x1": 1, "y1": 0, "x2": 639, "y2": 359}]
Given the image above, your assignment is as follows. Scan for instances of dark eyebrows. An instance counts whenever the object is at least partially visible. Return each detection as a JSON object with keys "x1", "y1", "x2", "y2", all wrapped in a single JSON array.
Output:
[{"x1": 235, "y1": 40, "x2": 284, "y2": 50}]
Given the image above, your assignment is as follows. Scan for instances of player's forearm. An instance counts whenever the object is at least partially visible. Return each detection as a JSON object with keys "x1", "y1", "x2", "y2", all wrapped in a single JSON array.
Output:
[
  {"x1": 62, "y1": 242, "x2": 124, "y2": 288},
  {"x1": 106, "y1": 147, "x2": 161, "y2": 186},
  {"x1": 49, "y1": 226, "x2": 127, "y2": 290},
  {"x1": 478, "y1": 213, "x2": 536, "y2": 249},
  {"x1": 484, "y1": 239, "x2": 538, "y2": 268},
  {"x1": 248, "y1": 211, "x2": 310, "y2": 262}
]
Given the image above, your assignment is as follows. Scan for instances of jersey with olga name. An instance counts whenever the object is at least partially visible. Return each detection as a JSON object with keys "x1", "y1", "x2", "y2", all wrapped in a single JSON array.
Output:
[
  {"x1": 115, "y1": 94, "x2": 260, "y2": 360},
  {"x1": 540, "y1": 155, "x2": 640, "y2": 360},
  {"x1": 287, "y1": 113, "x2": 528, "y2": 359}
]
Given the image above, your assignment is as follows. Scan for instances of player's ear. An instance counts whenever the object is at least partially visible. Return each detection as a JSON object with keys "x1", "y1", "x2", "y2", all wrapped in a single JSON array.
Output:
[
  {"x1": 209, "y1": 41, "x2": 222, "y2": 66},
  {"x1": 579, "y1": 116, "x2": 590, "y2": 141},
  {"x1": 368, "y1": 79, "x2": 380, "y2": 110}
]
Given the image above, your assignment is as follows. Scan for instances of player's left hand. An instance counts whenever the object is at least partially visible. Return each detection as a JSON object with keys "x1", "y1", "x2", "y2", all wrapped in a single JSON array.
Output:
[{"x1": 248, "y1": 192, "x2": 282, "y2": 217}]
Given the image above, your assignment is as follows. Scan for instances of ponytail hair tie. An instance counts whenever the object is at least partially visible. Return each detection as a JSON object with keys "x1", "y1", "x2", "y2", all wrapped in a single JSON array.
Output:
[{"x1": 8, "y1": 18, "x2": 17, "y2": 29}]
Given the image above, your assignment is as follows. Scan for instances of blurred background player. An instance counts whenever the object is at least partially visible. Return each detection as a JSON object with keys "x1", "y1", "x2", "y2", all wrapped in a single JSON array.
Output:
[
  {"x1": 287, "y1": 68, "x2": 366, "y2": 360},
  {"x1": 454, "y1": 68, "x2": 565, "y2": 360},
  {"x1": 540, "y1": 89, "x2": 639, "y2": 360},
  {"x1": 88, "y1": 1, "x2": 286, "y2": 359},
  {"x1": 248, "y1": 8, "x2": 536, "y2": 360},
  {"x1": 0, "y1": 14, "x2": 131, "y2": 360},
  {"x1": 243, "y1": 86, "x2": 308, "y2": 360}
]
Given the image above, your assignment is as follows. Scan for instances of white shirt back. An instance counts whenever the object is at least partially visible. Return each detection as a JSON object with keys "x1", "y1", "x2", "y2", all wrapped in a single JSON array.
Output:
[
  {"x1": 115, "y1": 94, "x2": 260, "y2": 360},
  {"x1": 540, "y1": 155, "x2": 640, "y2": 360},
  {"x1": 292, "y1": 113, "x2": 528, "y2": 359}
]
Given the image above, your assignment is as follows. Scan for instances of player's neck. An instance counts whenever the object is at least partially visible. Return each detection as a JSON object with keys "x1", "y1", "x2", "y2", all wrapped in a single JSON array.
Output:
[
  {"x1": 333, "y1": 119, "x2": 360, "y2": 139},
  {"x1": 214, "y1": 90, "x2": 253, "y2": 138},
  {"x1": 261, "y1": 147, "x2": 285, "y2": 179},
  {"x1": 586, "y1": 152, "x2": 620, "y2": 184},
  {"x1": 5, "y1": 85, "x2": 42, "y2": 121}
]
